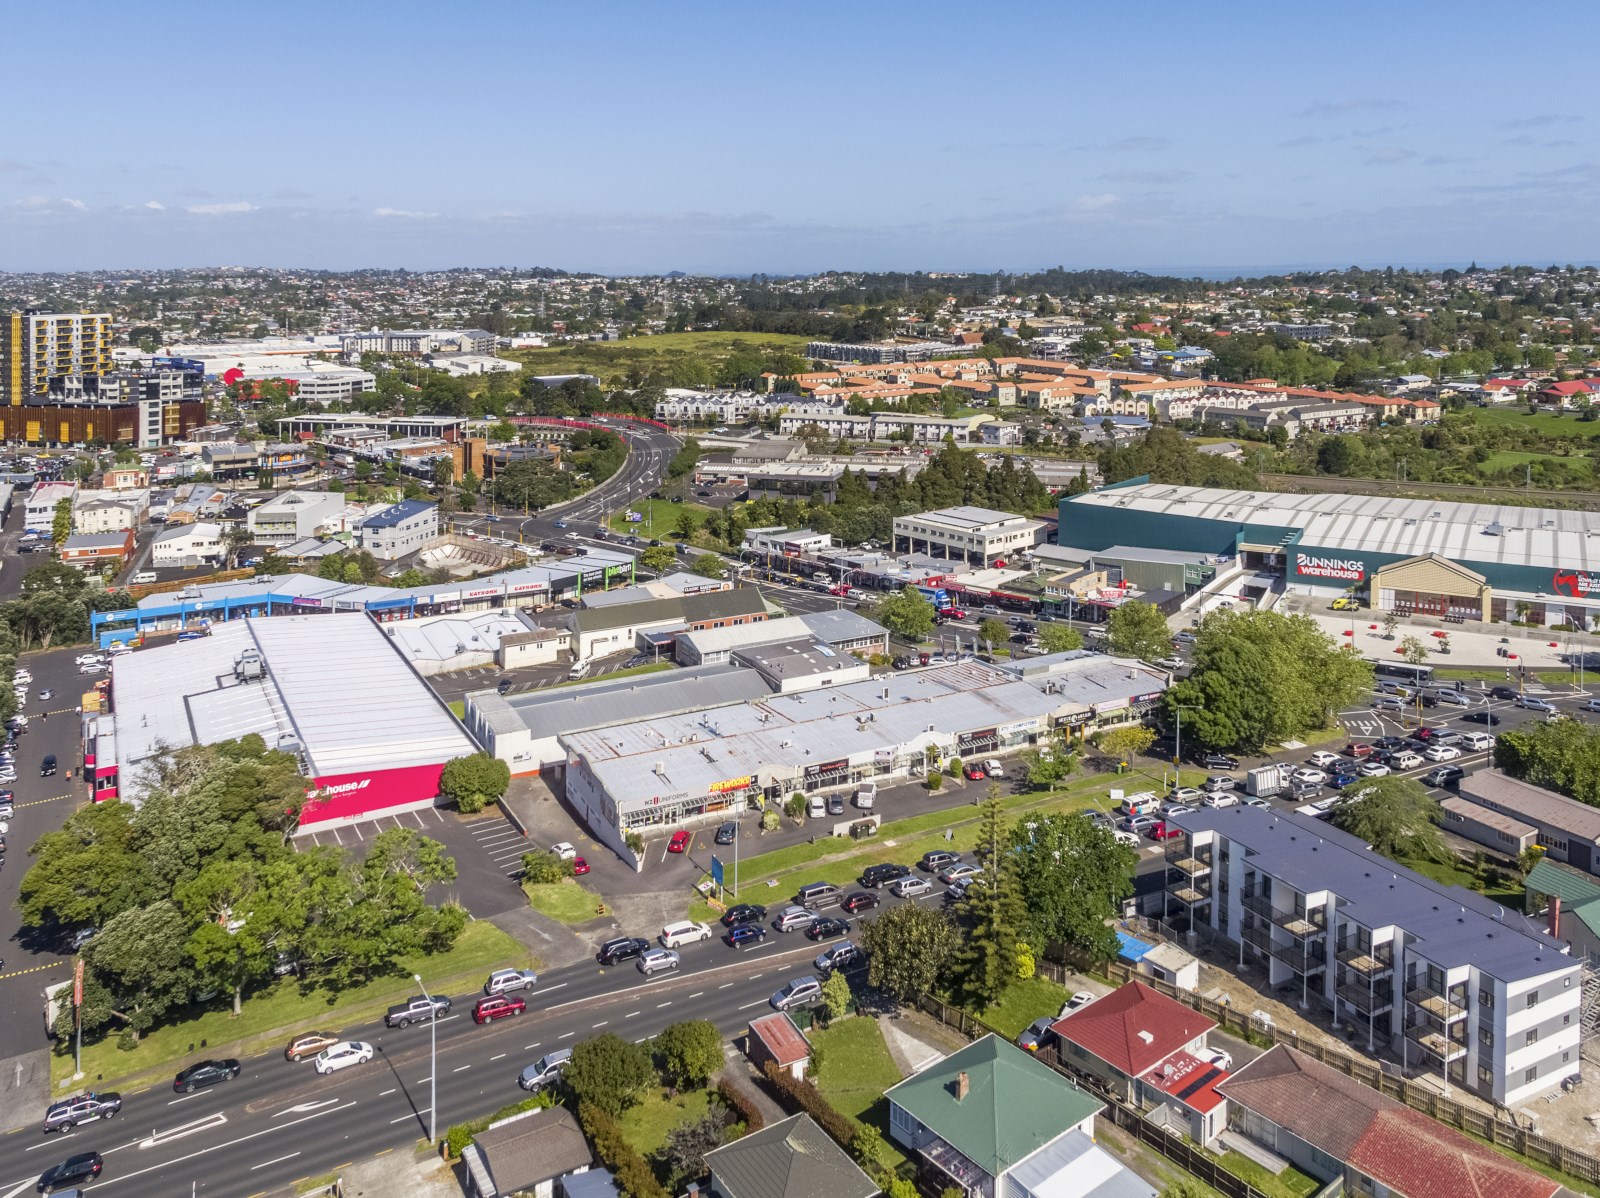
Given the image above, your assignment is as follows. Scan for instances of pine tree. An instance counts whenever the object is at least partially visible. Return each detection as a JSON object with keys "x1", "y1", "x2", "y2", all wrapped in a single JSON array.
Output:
[{"x1": 958, "y1": 789, "x2": 1028, "y2": 1006}]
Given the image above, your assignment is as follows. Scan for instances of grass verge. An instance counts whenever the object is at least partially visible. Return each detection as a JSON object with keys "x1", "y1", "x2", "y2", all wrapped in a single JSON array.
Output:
[
  {"x1": 523, "y1": 879, "x2": 607, "y2": 923},
  {"x1": 1211, "y1": 1151, "x2": 1320, "y2": 1198},
  {"x1": 808, "y1": 1017, "x2": 908, "y2": 1171},
  {"x1": 1435, "y1": 666, "x2": 1559, "y2": 684},
  {"x1": 606, "y1": 497, "x2": 712, "y2": 536},
  {"x1": 970, "y1": 975, "x2": 1069, "y2": 1039},
  {"x1": 55, "y1": 920, "x2": 530, "y2": 1092},
  {"x1": 448, "y1": 700, "x2": 466, "y2": 718}
]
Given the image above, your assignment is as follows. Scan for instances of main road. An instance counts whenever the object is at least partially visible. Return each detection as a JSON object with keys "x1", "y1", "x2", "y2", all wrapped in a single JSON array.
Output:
[{"x1": 0, "y1": 884, "x2": 945, "y2": 1198}]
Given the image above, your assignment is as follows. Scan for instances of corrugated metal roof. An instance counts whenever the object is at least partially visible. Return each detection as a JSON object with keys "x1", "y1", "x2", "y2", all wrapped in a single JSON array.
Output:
[{"x1": 489, "y1": 664, "x2": 771, "y2": 741}]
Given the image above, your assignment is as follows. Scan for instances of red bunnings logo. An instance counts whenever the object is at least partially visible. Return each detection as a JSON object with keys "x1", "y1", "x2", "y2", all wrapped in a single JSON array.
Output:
[{"x1": 1553, "y1": 571, "x2": 1600, "y2": 597}]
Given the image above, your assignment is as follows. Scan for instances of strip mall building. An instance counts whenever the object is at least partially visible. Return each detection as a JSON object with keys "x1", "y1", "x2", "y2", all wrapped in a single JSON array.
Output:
[{"x1": 1061, "y1": 479, "x2": 1600, "y2": 627}]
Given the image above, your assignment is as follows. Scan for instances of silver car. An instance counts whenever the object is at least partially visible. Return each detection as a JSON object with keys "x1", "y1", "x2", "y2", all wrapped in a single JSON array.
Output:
[
  {"x1": 484, "y1": 968, "x2": 539, "y2": 996},
  {"x1": 637, "y1": 948, "x2": 681, "y2": 976},
  {"x1": 770, "y1": 975, "x2": 822, "y2": 1012}
]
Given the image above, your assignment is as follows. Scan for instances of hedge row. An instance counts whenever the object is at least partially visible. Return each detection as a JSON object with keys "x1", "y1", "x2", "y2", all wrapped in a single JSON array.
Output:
[
  {"x1": 579, "y1": 1100, "x2": 669, "y2": 1198},
  {"x1": 716, "y1": 1075, "x2": 765, "y2": 1133},
  {"x1": 442, "y1": 1091, "x2": 553, "y2": 1159},
  {"x1": 761, "y1": 1060, "x2": 858, "y2": 1148}
]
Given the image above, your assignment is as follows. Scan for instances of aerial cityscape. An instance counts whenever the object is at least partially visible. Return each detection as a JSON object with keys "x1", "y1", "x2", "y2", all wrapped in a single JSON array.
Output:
[{"x1": 3, "y1": 4, "x2": 1600, "y2": 1198}]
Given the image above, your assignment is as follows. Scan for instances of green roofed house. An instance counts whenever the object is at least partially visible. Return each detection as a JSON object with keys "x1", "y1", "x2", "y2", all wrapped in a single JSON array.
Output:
[
  {"x1": 1525, "y1": 856, "x2": 1600, "y2": 960},
  {"x1": 703, "y1": 1112, "x2": 878, "y2": 1198},
  {"x1": 884, "y1": 1033, "x2": 1154, "y2": 1198}
]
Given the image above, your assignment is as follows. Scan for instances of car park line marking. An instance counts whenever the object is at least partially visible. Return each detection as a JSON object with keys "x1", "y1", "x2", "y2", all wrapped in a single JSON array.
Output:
[{"x1": 251, "y1": 1151, "x2": 301, "y2": 1170}]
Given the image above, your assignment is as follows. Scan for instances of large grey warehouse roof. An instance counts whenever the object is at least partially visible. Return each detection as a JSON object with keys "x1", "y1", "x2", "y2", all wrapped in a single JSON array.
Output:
[
  {"x1": 477, "y1": 664, "x2": 772, "y2": 741},
  {"x1": 111, "y1": 614, "x2": 476, "y2": 793},
  {"x1": 1070, "y1": 482, "x2": 1600, "y2": 572},
  {"x1": 1171, "y1": 805, "x2": 1570, "y2": 983}
]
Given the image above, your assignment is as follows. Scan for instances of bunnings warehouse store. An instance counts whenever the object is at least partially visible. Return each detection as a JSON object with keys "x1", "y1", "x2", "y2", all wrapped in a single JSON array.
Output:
[{"x1": 1061, "y1": 479, "x2": 1600, "y2": 627}]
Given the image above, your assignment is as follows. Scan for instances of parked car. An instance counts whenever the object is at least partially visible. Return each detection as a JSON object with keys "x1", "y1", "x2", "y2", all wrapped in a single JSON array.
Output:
[
  {"x1": 285, "y1": 1031, "x2": 341, "y2": 1062},
  {"x1": 1018, "y1": 1016, "x2": 1057, "y2": 1053},
  {"x1": 1112, "y1": 829, "x2": 1141, "y2": 847},
  {"x1": 1147, "y1": 821, "x2": 1183, "y2": 841},
  {"x1": 173, "y1": 1058, "x2": 241, "y2": 1093},
  {"x1": 1168, "y1": 787, "x2": 1203, "y2": 805},
  {"x1": 1290, "y1": 768, "x2": 1327, "y2": 785},
  {"x1": 713, "y1": 822, "x2": 737, "y2": 845},
  {"x1": 659, "y1": 920, "x2": 712, "y2": 948},
  {"x1": 826, "y1": 794, "x2": 846, "y2": 816},
  {"x1": 720, "y1": 904, "x2": 767, "y2": 927},
  {"x1": 724, "y1": 925, "x2": 768, "y2": 948},
  {"x1": 1120, "y1": 814, "x2": 1157, "y2": 836},
  {"x1": 1423, "y1": 744, "x2": 1462, "y2": 762},
  {"x1": 596, "y1": 937, "x2": 650, "y2": 966},
  {"x1": 666, "y1": 829, "x2": 691, "y2": 853},
  {"x1": 42, "y1": 1091, "x2": 122, "y2": 1133},
  {"x1": 962, "y1": 764, "x2": 986, "y2": 781},
  {"x1": 1459, "y1": 731, "x2": 1496, "y2": 751},
  {"x1": 473, "y1": 995, "x2": 526, "y2": 1024},
  {"x1": 484, "y1": 968, "x2": 539, "y2": 996},
  {"x1": 1461, "y1": 710, "x2": 1501, "y2": 725},
  {"x1": 1201, "y1": 791, "x2": 1238, "y2": 808},
  {"x1": 860, "y1": 863, "x2": 911, "y2": 888},
  {"x1": 770, "y1": 975, "x2": 822, "y2": 1012},
  {"x1": 1198, "y1": 1047, "x2": 1233, "y2": 1071},
  {"x1": 1199, "y1": 752, "x2": 1238, "y2": 770},
  {"x1": 1391, "y1": 751, "x2": 1423, "y2": 769},
  {"x1": 313, "y1": 1040, "x2": 375, "y2": 1075},
  {"x1": 550, "y1": 842, "x2": 577, "y2": 860},
  {"x1": 572, "y1": 857, "x2": 590, "y2": 875},
  {"x1": 1202, "y1": 775, "x2": 1236, "y2": 792},
  {"x1": 842, "y1": 891, "x2": 880, "y2": 914},
  {"x1": 1425, "y1": 765, "x2": 1465, "y2": 787},
  {"x1": 1435, "y1": 689, "x2": 1471, "y2": 707},
  {"x1": 891, "y1": 875, "x2": 934, "y2": 898},
  {"x1": 982, "y1": 759, "x2": 1005, "y2": 778}
]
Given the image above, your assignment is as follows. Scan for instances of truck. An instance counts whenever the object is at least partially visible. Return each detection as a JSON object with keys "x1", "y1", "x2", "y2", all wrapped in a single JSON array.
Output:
[
  {"x1": 855, "y1": 781, "x2": 877, "y2": 810},
  {"x1": 915, "y1": 585, "x2": 953, "y2": 612},
  {"x1": 385, "y1": 994, "x2": 452, "y2": 1028},
  {"x1": 1245, "y1": 763, "x2": 1291, "y2": 798}
]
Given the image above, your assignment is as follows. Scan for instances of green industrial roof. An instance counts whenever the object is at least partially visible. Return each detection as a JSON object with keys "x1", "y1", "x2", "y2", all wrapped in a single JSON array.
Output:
[
  {"x1": 883, "y1": 1033, "x2": 1103, "y2": 1178},
  {"x1": 1525, "y1": 858, "x2": 1600, "y2": 940}
]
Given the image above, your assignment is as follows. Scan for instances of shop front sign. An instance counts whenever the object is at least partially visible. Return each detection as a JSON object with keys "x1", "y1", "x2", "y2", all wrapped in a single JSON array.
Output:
[{"x1": 1294, "y1": 552, "x2": 1365, "y2": 582}]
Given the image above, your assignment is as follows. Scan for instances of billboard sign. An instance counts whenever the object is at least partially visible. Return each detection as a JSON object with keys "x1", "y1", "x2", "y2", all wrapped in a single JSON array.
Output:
[
  {"x1": 1294, "y1": 552, "x2": 1365, "y2": 582},
  {"x1": 1553, "y1": 570, "x2": 1600, "y2": 597},
  {"x1": 707, "y1": 776, "x2": 752, "y2": 795},
  {"x1": 301, "y1": 761, "x2": 447, "y2": 825},
  {"x1": 291, "y1": 596, "x2": 323, "y2": 608},
  {"x1": 710, "y1": 855, "x2": 724, "y2": 889}
]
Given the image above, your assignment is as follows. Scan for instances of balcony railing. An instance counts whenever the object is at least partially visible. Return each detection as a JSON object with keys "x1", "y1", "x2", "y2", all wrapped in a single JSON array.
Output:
[
  {"x1": 1336, "y1": 979, "x2": 1394, "y2": 1014},
  {"x1": 1270, "y1": 937, "x2": 1327, "y2": 973},
  {"x1": 1405, "y1": 1022, "x2": 1467, "y2": 1063},
  {"x1": 1241, "y1": 922, "x2": 1275, "y2": 955},
  {"x1": 1336, "y1": 942, "x2": 1394, "y2": 976},
  {"x1": 1240, "y1": 892, "x2": 1277, "y2": 920},
  {"x1": 1405, "y1": 986, "x2": 1467, "y2": 1022},
  {"x1": 1166, "y1": 844, "x2": 1212, "y2": 874},
  {"x1": 1166, "y1": 878, "x2": 1212, "y2": 907}
]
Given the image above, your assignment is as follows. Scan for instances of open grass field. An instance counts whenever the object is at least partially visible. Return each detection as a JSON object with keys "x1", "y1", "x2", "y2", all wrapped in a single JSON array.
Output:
[
  {"x1": 606, "y1": 497, "x2": 713, "y2": 536},
  {"x1": 505, "y1": 332, "x2": 813, "y2": 387},
  {"x1": 57, "y1": 920, "x2": 531, "y2": 1091},
  {"x1": 1468, "y1": 407, "x2": 1600, "y2": 439},
  {"x1": 616, "y1": 1086, "x2": 713, "y2": 1158},
  {"x1": 1479, "y1": 449, "x2": 1592, "y2": 475}
]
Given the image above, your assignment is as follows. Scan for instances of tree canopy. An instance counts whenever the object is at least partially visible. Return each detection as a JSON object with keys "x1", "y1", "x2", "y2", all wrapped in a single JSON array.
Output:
[
  {"x1": 874, "y1": 587, "x2": 936, "y2": 642},
  {"x1": 1330, "y1": 775, "x2": 1450, "y2": 864},
  {"x1": 1105, "y1": 601, "x2": 1172, "y2": 663},
  {"x1": 1011, "y1": 812, "x2": 1137, "y2": 960},
  {"x1": 859, "y1": 902, "x2": 959, "y2": 1003}
]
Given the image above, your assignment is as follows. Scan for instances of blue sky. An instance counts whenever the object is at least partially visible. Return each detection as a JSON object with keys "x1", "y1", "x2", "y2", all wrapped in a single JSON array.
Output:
[{"x1": 3, "y1": 0, "x2": 1596, "y2": 274}]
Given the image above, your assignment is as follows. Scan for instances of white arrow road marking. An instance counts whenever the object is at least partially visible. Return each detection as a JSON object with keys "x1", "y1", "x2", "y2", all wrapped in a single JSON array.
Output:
[
  {"x1": 139, "y1": 1111, "x2": 228, "y2": 1149},
  {"x1": 274, "y1": 1099, "x2": 339, "y2": 1117}
]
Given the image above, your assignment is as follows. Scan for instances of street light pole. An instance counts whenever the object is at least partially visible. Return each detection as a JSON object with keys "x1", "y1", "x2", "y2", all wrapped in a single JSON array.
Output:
[{"x1": 413, "y1": 974, "x2": 437, "y2": 1144}]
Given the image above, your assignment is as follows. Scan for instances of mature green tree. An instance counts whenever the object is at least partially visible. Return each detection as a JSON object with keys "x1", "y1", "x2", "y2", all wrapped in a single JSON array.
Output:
[
  {"x1": 51, "y1": 497, "x2": 74, "y2": 545},
  {"x1": 82, "y1": 900, "x2": 196, "y2": 1039},
  {"x1": 1105, "y1": 601, "x2": 1173, "y2": 663},
  {"x1": 1011, "y1": 812, "x2": 1137, "y2": 960},
  {"x1": 1164, "y1": 609, "x2": 1371, "y2": 751},
  {"x1": 978, "y1": 618, "x2": 1010, "y2": 649},
  {"x1": 1038, "y1": 623, "x2": 1084, "y2": 654},
  {"x1": 1021, "y1": 745, "x2": 1074, "y2": 791},
  {"x1": 667, "y1": 439, "x2": 702, "y2": 478},
  {"x1": 19, "y1": 800, "x2": 156, "y2": 932},
  {"x1": 688, "y1": 553, "x2": 726, "y2": 579},
  {"x1": 654, "y1": 1019, "x2": 722, "y2": 1089},
  {"x1": 958, "y1": 792, "x2": 1029, "y2": 1005},
  {"x1": 1495, "y1": 719, "x2": 1600, "y2": 804},
  {"x1": 179, "y1": 858, "x2": 280, "y2": 1015},
  {"x1": 639, "y1": 545, "x2": 676, "y2": 575},
  {"x1": 1101, "y1": 726, "x2": 1155, "y2": 766},
  {"x1": 566, "y1": 1031, "x2": 658, "y2": 1115},
  {"x1": 672, "y1": 508, "x2": 699, "y2": 539},
  {"x1": 439, "y1": 752, "x2": 511, "y2": 813},
  {"x1": 1330, "y1": 776, "x2": 1450, "y2": 864},
  {"x1": 874, "y1": 586, "x2": 935, "y2": 642},
  {"x1": 859, "y1": 901, "x2": 959, "y2": 1003},
  {"x1": 820, "y1": 969, "x2": 853, "y2": 1022},
  {"x1": 1399, "y1": 634, "x2": 1430, "y2": 666}
]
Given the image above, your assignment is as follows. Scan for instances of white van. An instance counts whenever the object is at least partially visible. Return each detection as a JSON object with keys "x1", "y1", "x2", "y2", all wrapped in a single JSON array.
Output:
[
  {"x1": 568, "y1": 659, "x2": 591, "y2": 681},
  {"x1": 807, "y1": 794, "x2": 826, "y2": 819},
  {"x1": 847, "y1": 588, "x2": 870, "y2": 603},
  {"x1": 131, "y1": 571, "x2": 157, "y2": 585},
  {"x1": 855, "y1": 782, "x2": 877, "y2": 810}
]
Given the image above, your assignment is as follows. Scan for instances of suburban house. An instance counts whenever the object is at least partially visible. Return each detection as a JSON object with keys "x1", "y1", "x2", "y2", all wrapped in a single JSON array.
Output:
[
  {"x1": 1524, "y1": 857, "x2": 1600, "y2": 960},
  {"x1": 72, "y1": 488, "x2": 149, "y2": 534},
  {"x1": 884, "y1": 1034, "x2": 1154, "y2": 1198},
  {"x1": 1050, "y1": 980, "x2": 1228, "y2": 1145},
  {"x1": 745, "y1": 1013, "x2": 811, "y2": 1081},
  {"x1": 1217, "y1": 1045, "x2": 1560, "y2": 1198},
  {"x1": 702, "y1": 1112, "x2": 878, "y2": 1198},
  {"x1": 150, "y1": 520, "x2": 224, "y2": 568},
  {"x1": 58, "y1": 529, "x2": 136, "y2": 571},
  {"x1": 461, "y1": 1105, "x2": 597, "y2": 1198}
]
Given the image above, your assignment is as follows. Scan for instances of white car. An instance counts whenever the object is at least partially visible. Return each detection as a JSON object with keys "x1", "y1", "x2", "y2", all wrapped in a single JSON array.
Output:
[
  {"x1": 313, "y1": 1041, "x2": 375, "y2": 1075},
  {"x1": 1198, "y1": 1047, "x2": 1233, "y2": 1072},
  {"x1": 1155, "y1": 656, "x2": 1184, "y2": 671},
  {"x1": 1307, "y1": 751, "x2": 1341, "y2": 768},
  {"x1": 1391, "y1": 751, "x2": 1423, "y2": 769},
  {"x1": 1358, "y1": 761, "x2": 1390, "y2": 777},
  {"x1": 982, "y1": 759, "x2": 1005, "y2": 778},
  {"x1": 1290, "y1": 768, "x2": 1327, "y2": 785},
  {"x1": 1423, "y1": 744, "x2": 1462, "y2": 762},
  {"x1": 1061, "y1": 991, "x2": 1097, "y2": 1016},
  {"x1": 659, "y1": 920, "x2": 712, "y2": 949},
  {"x1": 1112, "y1": 829, "x2": 1141, "y2": 847},
  {"x1": 551, "y1": 842, "x2": 577, "y2": 860},
  {"x1": 1459, "y1": 731, "x2": 1495, "y2": 751},
  {"x1": 1201, "y1": 791, "x2": 1239, "y2": 808}
]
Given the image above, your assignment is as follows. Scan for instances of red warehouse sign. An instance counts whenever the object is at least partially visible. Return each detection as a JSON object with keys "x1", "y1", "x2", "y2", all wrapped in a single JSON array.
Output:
[{"x1": 301, "y1": 761, "x2": 447, "y2": 826}]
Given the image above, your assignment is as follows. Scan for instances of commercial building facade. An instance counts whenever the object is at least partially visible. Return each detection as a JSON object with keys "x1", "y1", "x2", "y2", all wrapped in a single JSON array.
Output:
[
  {"x1": 248, "y1": 490, "x2": 349, "y2": 544},
  {"x1": 893, "y1": 505, "x2": 1043, "y2": 566},
  {"x1": 358, "y1": 498, "x2": 439, "y2": 560}
]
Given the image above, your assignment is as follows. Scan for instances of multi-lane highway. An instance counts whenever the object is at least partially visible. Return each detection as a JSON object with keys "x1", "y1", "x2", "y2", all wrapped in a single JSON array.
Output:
[{"x1": 0, "y1": 881, "x2": 948, "y2": 1198}]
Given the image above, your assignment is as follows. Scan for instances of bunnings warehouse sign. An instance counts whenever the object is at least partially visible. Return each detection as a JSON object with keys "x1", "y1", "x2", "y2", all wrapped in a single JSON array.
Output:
[{"x1": 1295, "y1": 552, "x2": 1365, "y2": 582}]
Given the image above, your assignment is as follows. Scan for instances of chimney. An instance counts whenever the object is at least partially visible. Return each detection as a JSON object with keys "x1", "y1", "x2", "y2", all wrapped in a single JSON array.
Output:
[
  {"x1": 956, "y1": 1071, "x2": 969, "y2": 1101},
  {"x1": 1550, "y1": 894, "x2": 1562, "y2": 940}
]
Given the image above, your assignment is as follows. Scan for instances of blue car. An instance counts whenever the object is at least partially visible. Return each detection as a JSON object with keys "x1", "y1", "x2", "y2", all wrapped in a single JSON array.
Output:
[
  {"x1": 1328, "y1": 772, "x2": 1361, "y2": 789},
  {"x1": 724, "y1": 925, "x2": 768, "y2": 948}
]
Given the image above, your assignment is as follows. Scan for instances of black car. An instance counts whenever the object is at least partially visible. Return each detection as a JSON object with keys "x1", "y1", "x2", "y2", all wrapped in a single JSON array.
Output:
[
  {"x1": 597, "y1": 936, "x2": 650, "y2": 966},
  {"x1": 1199, "y1": 752, "x2": 1238, "y2": 770},
  {"x1": 719, "y1": 904, "x2": 767, "y2": 928},
  {"x1": 37, "y1": 1150, "x2": 102, "y2": 1192},
  {"x1": 1372, "y1": 736, "x2": 1407, "y2": 750},
  {"x1": 860, "y1": 862, "x2": 911, "y2": 888},
  {"x1": 1425, "y1": 765, "x2": 1465, "y2": 787},
  {"x1": 842, "y1": 891, "x2": 880, "y2": 914},
  {"x1": 891, "y1": 656, "x2": 912, "y2": 670},
  {"x1": 173, "y1": 1058, "x2": 240, "y2": 1093},
  {"x1": 40, "y1": 754, "x2": 56, "y2": 778},
  {"x1": 496, "y1": 678, "x2": 513, "y2": 694},
  {"x1": 1462, "y1": 710, "x2": 1502, "y2": 725},
  {"x1": 713, "y1": 822, "x2": 737, "y2": 846},
  {"x1": 42, "y1": 1091, "x2": 122, "y2": 1133},
  {"x1": 804, "y1": 917, "x2": 850, "y2": 941},
  {"x1": 1490, "y1": 686, "x2": 1519, "y2": 700}
]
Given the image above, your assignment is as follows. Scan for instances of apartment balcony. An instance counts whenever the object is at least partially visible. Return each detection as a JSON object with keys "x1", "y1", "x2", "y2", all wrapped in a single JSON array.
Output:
[
  {"x1": 1405, "y1": 986, "x2": 1467, "y2": 1022},
  {"x1": 1336, "y1": 979, "x2": 1394, "y2": 1015},
  {"x1": 1274, "y1": 909, "x2": 1327, "y2": 940},
  {"x1": 1241, "y1": 922, "x2": 1275, "y2": 956},
  {"x1": 1336, "y1": 942, "x2": 1394, "y2": 977},
  {"x1": 1165, "y1": 844, "x2": 1212, "y2": 875},
  {"x1": 1405, "y1": 1022, "x2": 1467, "y2": 1063},
  {"x1": 1270, "y1": 937, "x2": 1327, "y2": 975},
  {"x1": 1240, "y1": 892, "x2": 1278, "y2": 921},
  {"x1": 1165, "y1": 877, "x2": 1213, "y2": 907}
]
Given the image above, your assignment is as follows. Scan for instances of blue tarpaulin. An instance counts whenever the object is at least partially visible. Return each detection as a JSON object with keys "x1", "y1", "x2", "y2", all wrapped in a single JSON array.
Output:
[{"x1": 1117, "y1": 931, "x2": 1155, "y2": 962}]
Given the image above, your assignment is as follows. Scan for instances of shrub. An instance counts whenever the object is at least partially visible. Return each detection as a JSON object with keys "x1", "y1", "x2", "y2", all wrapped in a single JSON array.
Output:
[
  {"x1": 784, "y1": 793, "x2": 808, "y2": 821},
  {"x1": 762, "y1": 1060, "x2": 858, "y2": 1148},
  {"x1": 624, "y1": 830, "x2": 645, "y2": 857},
  {"x1": 948, "y1": 757, "x2": 964, "y2": 776},
  {"x1": 579, "y1": 1101, "x2": 669, "y2": 1198},
  {"x1": 521, "y1": 848, "x2": 574, "y2": 884},
  {"x1": 443, "y1": 1091, "x2": 553, "y2": 1159},
  {"x1": 926, "y1": 771, "x2": 944, "y2": 792},
  {"x1": 439, "y1": 752, "x2": 510, "y2": 813},
  {"x1": 760, "y1": 808, "x2": 780, "y2": 832},
  {"x1": 717, "y1": 1076, "x2": 765, "y2": 1133},
  {"x1": 851, "y1": 1122, "x2": 883, "y2": 1168}
]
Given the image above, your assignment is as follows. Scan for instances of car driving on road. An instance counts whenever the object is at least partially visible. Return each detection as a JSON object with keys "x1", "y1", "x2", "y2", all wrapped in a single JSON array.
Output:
[
  {"x1": 313, "y1": 1041, "x2": 374, "y2": 1075},
  {"x1": 385, "y1": 994, "x2": 452, "y2": 1027},
  {"x1": 597, "y1": 936, "x2": 651, "y2": 965},
  {"x1": 484, "y1": 968, "x2": 539, "y2": 996},
  {"x1": 173, "y1": 1058, "x2": 241, "y2": 1092},
  {"x1": 42, "y1": 1091, "x2": 121, "y2": 1133},
  {"x1": 285, "y1": 1031, "x2": 341, "y2": 1062},
  {"x1": 770, "y1": 975, "x2": 822, "y2": 1012},
  {"x1": 36, "y1": 1150, "x2": 103, "y2": 1192}
]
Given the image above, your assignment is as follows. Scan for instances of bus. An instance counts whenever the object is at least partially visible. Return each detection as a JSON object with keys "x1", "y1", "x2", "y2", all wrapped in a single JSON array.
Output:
[{"x1": 1371, "y1": 661, "x2": 1435, "y2": 685}]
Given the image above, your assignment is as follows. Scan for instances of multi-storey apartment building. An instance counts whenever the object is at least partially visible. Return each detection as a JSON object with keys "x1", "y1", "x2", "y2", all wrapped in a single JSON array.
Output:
[
  {"x1": 1, "y1": 310, "x2": 113, "y2": 405},
  {"x1": 1168, "y1": 806, "x2": 1580, "y2": 1107}
]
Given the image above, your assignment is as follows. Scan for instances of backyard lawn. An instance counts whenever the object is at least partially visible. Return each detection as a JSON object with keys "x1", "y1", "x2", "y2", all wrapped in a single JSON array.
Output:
[
  {"x1": 58, "y1": 920, "x2": 531, "y2": 1091},
  {"x1": 617, "y1": 1086, "x2": 713, "y2": 1158},
  {"x1": 1212, "y1": 1150, "x2": 1321, "y2": 1198},
  {"x1": 808, "y1": 1017, "x2": 908, "y2": 1170},
  {"x1": 971, "y1": 975, "x2": 1069, "y2": 1039}
]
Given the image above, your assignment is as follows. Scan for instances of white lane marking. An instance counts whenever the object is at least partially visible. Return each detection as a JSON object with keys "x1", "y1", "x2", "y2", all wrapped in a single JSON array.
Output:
[
  {"x1": 689, "y1": 991, "x2": 704, "y2": 998},
  {"x1": 737, "y1": 999, "x2": 767, "y2": 1011},
  {"x1": 273, "y1": 1099, "x2": 339, "y2": 1117},
  {"x1": 625, "y1": 1011, "x2": 640, "y2": 1019},
  {"x1": 416, "y1": 1076, "x2": 432, "y2": 1084},
  {"x1": 719, "y1": 982, "x2": 734, "y2": 989},
  {"x1": 559, "y1": 1031, "x2": 575, "y2": 1039},
  {"x1": 748, "y1": 973, "x2": 764, "y2": 980},
  {"x1": 524, "y1": 1042, "x2": 541, "y2": 1051},
  {"x1": 592, "y1": 1020, "x2": 608, "y2": 1028},
  {"x1": 452, "y1": 1065, "x2": 471, "y2": 1073},
  {"x1": 390, "y1": 1108, "x2": 430, "y2": 1125},
  {"x1": 251, "y1": 1151, "x2": 301, "y2": 1171},
  {"x1": 490, "y1": 1053, "x2": 507, "y2": 1061},
  {"x1": 657, "y1": 1001, "x2": 673, "y2": 1008},
  {"x1": 528, "y1": 983, "x2": 567, "y2": 999},
  {"x1": 138, "y1": 1110, "x2": 229, "y2": 1149},
  {"x1": 379, "y1": 1088, "x2": 396, "y2": 1097},
  {"x1": 166, "y1": 1092, "x2": 203, "y2": 1106}
]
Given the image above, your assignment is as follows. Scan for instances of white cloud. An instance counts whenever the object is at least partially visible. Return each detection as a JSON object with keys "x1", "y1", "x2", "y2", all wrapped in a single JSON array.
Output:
[
  {"x1": 186, "y1": 201, "x2": 256, "y2": 215},
  {"x1": 1075, "y1": 193, "x2": 1119, "y2": 210},
  {"x1": 61, "y1": 198, "x2": 87, "y2": 211},
  {"x1": 373, "y1": 207, "x2": 436, "y2": 219},
  {"x1": 144, "y1": 200, "x2": 166, "y2": 210},
  {"x1": 7, "y1": 195, "x2": 86, "y2": 213}
]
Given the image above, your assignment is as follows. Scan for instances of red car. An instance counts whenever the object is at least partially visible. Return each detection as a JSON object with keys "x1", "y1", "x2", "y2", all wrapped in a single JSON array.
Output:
[
  {"x1": 473, "y1": 995, "x2": 526, "y2": 1024},
  {"x1": 963, "y1": 764, "x2": 986, "y2": 781},
  {"x1": 828, "y1": 585, "x2": 850, "y2": 596},
  {"x1": 1344, "y1": 742, "x2": 1374, "y2": 758},
  {"x1": 667, "y1": 830, "x2": 691, "y2": 854},
  {"x1": 1148, "y1": 821, "x2": 1183, "y2": 841},
  {"x1": 572, "y1": 856, "x2": 590, "y2": 875}
]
